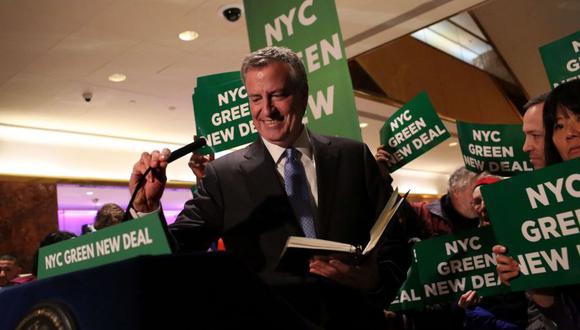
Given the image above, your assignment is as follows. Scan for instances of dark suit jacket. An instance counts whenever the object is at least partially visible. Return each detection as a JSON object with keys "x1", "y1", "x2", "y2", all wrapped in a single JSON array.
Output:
[{"x1": 169, "y1": 132, "x2": 409, "y2": 301}]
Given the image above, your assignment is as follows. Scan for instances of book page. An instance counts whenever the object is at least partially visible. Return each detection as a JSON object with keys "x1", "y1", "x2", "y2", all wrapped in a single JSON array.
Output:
[
  {"x1": 286, "y1": 236, "x2": 357, "y2": 253},
  {"x1": 362, "y1": 188, "x2": 408, "y2": 255}
]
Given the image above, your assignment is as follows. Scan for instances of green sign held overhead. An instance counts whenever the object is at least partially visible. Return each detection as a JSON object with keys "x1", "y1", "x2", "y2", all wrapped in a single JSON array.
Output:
[
  {"x1": 539, "y1": 30, "x2": 580, "y2": 88},
  {"x1": 414, "y1": 227, "x2": 510, "y2": 304},
  {"x1": 192, "y1": 72, "x2": 257, "y2": 154},
  {"x1": 482, "y1": 157, "x2": 580, "y2": 291},
  {"x1": 457, "y1": 121, "x2": 534, "y2": 176},
  {"x1": 380, "y1": 91, "x2": 450, "y2": 172},
  {"x1": 38, "y1": 212, "x2": 171, "y2": 279},
  {"x1": 244, "y1": 0, "x2": 361, "y2": 141}
]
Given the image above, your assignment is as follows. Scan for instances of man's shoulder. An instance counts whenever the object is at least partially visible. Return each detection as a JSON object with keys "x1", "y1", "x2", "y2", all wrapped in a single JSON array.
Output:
[
  {"x1": 311, "y1": 133, "x2": 366, "y2": 150},
  {"x1": 209, "y1": 145, "x2": 249, "y2": 169}
]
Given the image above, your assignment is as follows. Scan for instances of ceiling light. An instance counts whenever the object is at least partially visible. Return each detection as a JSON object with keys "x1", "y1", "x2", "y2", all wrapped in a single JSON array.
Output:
[
  {"x1": 179, "y1": 30, "x2": 199, "y2": 41},
  {"x1": 359, "y1": 122, "x2": 368, "y2": 128},
  {"x1": 108, "y1": 73, "x2": 126, "y2": 82},
  {"x1": 448, "y1": 142, "x2": 458, "y2": 147},
  {"x1": 86, "y1": 191, "x2": 94, "y2": 196}
]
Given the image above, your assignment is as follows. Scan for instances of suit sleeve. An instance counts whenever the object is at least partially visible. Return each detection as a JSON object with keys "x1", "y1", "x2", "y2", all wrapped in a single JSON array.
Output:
[{"x1": 168, "y1": 162, "x2": 224, "y2": 252}]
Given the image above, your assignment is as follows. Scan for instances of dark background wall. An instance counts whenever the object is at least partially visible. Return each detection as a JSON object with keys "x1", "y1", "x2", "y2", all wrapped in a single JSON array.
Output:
[{"x1": 0, "y1": 181, "x2": 58, "y2": 273}]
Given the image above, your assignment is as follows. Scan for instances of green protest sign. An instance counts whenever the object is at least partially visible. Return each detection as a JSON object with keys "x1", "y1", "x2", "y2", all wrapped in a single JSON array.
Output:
[
  {"x1": 193, "y1": 72, "x2": 257, "y2": 154},
  {"x1": 539, "y1": 30, "x2": 580, "y2": 88},
  {"x1": 457, "y1": 121, "x2": 533, "y2": 176},
  {"x1": 379, "y1": 91, "x2": 450, "y2": 172},
  {"x1": 414, "y1": 227, "x2": 511, "y2": 304},
  {"x1": 482, "y1": 157, "x2": 580, "y2": 291},
  {"x1": 38, "y1": 212, "x2": 171, "y2": 279},
  {"x1": 388, "y1": 259, "x2": 425, "y2": 311},
  {"x1": 244, "y1": 0, "x2": 361, "y2": 141}
]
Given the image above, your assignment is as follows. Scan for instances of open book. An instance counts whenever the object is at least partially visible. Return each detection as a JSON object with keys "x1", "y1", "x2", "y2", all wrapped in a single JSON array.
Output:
[{"x1": 276, "y1": 188, "x2": 408, "y2": 272}]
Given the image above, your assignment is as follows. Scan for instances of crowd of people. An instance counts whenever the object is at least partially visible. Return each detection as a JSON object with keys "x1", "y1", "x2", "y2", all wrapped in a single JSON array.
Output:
[{"x1": 1, "y1": 46, "x2": 578, "y2": 329}]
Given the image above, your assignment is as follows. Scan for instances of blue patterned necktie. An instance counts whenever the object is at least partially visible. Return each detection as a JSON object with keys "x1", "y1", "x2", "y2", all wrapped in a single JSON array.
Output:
[{"x1": 284, "y1": 148, "x2": 316, "y2": 238}]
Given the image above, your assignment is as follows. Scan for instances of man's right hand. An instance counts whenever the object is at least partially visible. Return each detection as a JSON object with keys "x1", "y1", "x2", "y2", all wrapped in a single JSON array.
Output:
[
  {"x1": 492, "y1": 244, "x2": 520, "y2": 286},
  {"x1": 129, "y1": 149, "x2": 170, "y2": 213}
]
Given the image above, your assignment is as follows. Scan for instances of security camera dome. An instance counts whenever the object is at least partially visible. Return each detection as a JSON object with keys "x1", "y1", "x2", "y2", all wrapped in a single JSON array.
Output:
[{"x1": 219, "y1": 5, "x2": 243, "y2": 22}]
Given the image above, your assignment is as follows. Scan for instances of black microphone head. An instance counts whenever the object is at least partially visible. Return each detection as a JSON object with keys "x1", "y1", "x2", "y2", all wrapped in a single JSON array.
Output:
[{"x1": 167, "y1": 138, "x2": 207, "y2": 163}]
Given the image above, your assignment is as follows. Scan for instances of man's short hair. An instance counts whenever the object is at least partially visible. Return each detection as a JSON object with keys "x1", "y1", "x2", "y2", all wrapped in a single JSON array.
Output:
[
  {"x1": 0, "y1": 254, "x2": 17, "y2": 263},
  {"x1": 447, "y1": 167, "x2": 478, "y2": 194},
  {"x1": 94, "y1": 203, "x2": 124, "y2": 230},
  {"x1": 39, "y1": 231, "x2": 77, "y2": 247},
  {"x1": 523, "y1": 92, "x2": 549, "y2": 112},
  {"x1": 241, "y1": 46, "x2": 308, "y2": 97}
]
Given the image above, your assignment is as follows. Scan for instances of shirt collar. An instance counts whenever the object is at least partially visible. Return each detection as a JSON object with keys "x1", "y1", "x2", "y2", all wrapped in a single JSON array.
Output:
[{"x1": 261, "y1": 126, "x2": 313, "y2": 164}]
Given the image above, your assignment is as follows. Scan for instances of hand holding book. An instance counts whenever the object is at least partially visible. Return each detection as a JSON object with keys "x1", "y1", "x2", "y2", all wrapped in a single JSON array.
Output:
[
  {"x1": 277, "y1": 188, "x2": 409, "y2": 272},
  {"x1": 309, "y1": 248, "x2": 381, "y2": 290}
]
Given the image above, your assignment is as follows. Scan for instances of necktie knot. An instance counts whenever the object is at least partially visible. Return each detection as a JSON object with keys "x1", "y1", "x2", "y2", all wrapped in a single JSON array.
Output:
[{"x1": 285, "y1": 148, "x2": 299, "y2": 162}]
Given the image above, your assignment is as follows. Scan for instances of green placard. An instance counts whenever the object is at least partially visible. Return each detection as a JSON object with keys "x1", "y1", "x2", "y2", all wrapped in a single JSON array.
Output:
[
  {"x1": 482, "y1": 157, "x2": 580, "y2": 291},
  {"x1": 38, "y1": 212, "x2": 171, "y2": 279},
  {"x1": 388, "y1": 259, "x2": 425, "y2": 311},
  {"x1": 414, "y1": 227, "x2": 511, "y2": 304},
  {"x1": 193, "y1": 72, "x2": 257, "y2": 153},
  {"x1": 539, "y1": 30, "x2": 580, "y2": 88},
  {"x1": 379, "y1": 91, "x2": 450, "y2": 172},
  {"x1": 244, "y1": 0, "x2": 361, "y2": 141},
  {"x1": 457, "y1": 121, "x2": 534, "y2": 176}
]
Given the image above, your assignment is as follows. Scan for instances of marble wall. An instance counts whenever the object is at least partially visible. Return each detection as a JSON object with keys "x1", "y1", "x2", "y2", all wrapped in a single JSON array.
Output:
[{"x1": 0, "y1": 181, "x2": 58, "y2": 273}]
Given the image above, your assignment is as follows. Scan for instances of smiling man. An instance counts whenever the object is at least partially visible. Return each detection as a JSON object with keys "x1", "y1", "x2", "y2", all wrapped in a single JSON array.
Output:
[{"x1": 130, "y1": 46, "x2": 409, "y2": 328}]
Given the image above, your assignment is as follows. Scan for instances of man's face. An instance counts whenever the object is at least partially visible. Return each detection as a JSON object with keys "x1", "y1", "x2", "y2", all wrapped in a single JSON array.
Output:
[
  {"x1": 522, "y1": 103, "x2": 546, "y2": 169},
  {"x1": 471, "y1": 186, "x2": 489, "y2": 227},
  {"x1": 245, "y1": 61, "x2": 307, "y2": 148},
  {"x1": 552, "y1": 107, "x2": 580, "y2": 161},
  {"x1": 0, "y1": 260, "x2": 20, "y2": 286},
  {"x1": 450, "y1": 181, "x2": 479, "y2": 219}
]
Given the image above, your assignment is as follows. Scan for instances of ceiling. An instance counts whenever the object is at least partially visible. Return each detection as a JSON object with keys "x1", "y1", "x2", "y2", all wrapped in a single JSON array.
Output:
[{"x1": 1, "y1": 0, "x2": 576, "y2": 210}]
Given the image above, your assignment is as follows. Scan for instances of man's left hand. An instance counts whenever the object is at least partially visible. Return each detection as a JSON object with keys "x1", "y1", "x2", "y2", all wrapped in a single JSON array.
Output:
[{"x1": 308, "y1": 252, "x2": 380, "y2": 290}]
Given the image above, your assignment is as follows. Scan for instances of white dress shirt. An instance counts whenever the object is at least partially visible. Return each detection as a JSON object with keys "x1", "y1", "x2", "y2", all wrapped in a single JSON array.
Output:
[{"x1": 261, "y1": 128, "x2": 318, "y2": 211}]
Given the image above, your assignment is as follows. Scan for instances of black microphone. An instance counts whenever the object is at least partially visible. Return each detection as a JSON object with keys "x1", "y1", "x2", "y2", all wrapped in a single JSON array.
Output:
[
  {"x1": 123, "y1": 137, "x2": 208, "y2": 222},
  {"x1": 167, "y1": 138, "x2": 207, "y2": 163}
]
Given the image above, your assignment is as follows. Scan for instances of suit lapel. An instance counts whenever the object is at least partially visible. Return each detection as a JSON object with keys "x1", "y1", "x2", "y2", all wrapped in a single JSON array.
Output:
[
  {"x1": 310, "y1": 133, "x2": 339, "y2": 239},
  {"x1": 238, "y1": 139, "x2": 303, "y2": 237},
  {"x1": 239, "y1": 139, "x2": 284, "y2": 199}
]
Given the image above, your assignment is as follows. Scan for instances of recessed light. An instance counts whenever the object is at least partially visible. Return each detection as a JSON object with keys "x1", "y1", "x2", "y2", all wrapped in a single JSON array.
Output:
[
  {"x1": 359, "y1": 122, "x2": 368, "y2": 128},
  {"x1": 179, "y1": 30, "x2": 199, "y2": 41},
  {"x1": 448, "y1": 142, "x2": 458, "y2": 147},
  {"x1": 86, "y1": 191, "x2": 94, "y2": 196},
  {"x1": 108, "y1": 73, "x2": 126, "y2": 82}
]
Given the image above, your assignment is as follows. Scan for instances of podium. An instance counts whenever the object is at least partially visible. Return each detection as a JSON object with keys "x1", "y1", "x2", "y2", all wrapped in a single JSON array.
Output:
[{"x1": 0, "y1": 253, "x2": 317, "y2": 330}]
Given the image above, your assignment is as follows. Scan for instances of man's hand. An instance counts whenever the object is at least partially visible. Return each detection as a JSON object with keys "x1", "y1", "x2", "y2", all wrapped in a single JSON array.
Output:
[
  {"x1": 129, "y1": 148, "x2": 170, "y2": 213},
  {"x1": 188, "y1": 135, "x2": 214, "y2": 181},
  {"x1": 308, "y1": 251, "x2": 380, "y2": 290},
  {"x1": 458, "y1": 290, "x2": 481, "y2": 309},
  {"x1": 375, "y1": 146, "x2": 396, "y2": 180},
  {"x1": 493, "y1": 245, "x2": 520, "y2": 286}
]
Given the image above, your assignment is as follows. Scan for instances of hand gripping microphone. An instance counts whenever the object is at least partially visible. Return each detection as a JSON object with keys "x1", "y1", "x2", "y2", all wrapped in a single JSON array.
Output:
[{"x1": 123, "y1": 138, "x2": 207, "y2": 221}]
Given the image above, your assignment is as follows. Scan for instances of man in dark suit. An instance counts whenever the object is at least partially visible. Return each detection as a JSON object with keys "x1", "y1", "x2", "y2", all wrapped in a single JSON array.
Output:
[{"x1": 130, "y1": 46, "x2": 409, "y2": 328}]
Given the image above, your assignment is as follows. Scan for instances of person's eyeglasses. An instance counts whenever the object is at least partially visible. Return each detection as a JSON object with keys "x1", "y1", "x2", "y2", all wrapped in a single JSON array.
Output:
[{"x1": 471, "y1": 197, "x2": 483, "y2": 207}]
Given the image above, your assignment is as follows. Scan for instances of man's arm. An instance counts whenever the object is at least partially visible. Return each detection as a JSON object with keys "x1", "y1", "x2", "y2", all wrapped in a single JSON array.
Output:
[
  {"x1": 169, "y1": 162, "x2": 223, "y2": 252},
  {"x1": 309, "y1": 143, "x2": 411, "y2": 303}
]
